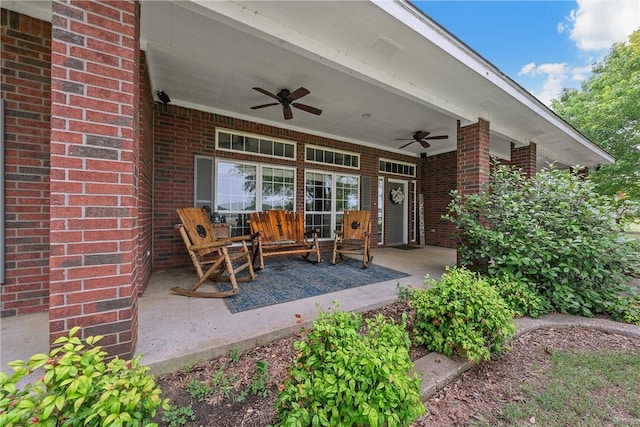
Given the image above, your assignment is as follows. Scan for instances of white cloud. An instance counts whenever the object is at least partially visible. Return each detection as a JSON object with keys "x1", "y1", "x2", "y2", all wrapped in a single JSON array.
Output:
[
  {"x1": 520, "y1": 63, "x2": 570, "y2": 104},
  {"x1": 560, "y1": 0, "x2": 640, "y2": 51}
]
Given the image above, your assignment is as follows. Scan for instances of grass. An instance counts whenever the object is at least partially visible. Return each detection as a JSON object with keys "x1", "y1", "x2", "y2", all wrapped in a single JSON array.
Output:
[{"x1": 498, "y1": 351, "x2": 640, "y2": 426}]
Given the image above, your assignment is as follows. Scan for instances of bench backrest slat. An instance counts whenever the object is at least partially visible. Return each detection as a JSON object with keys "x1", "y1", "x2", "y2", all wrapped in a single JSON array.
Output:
[{"x1": 249, "y1": 210, "x2": 306, "y2": 243}]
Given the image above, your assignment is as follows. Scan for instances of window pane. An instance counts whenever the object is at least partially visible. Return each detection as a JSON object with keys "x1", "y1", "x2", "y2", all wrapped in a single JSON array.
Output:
[
  {"x1": 260, "y1": 139, "x2": 273, "y2": 156},
  {"x1": 216, "y1": 161, "x2": 256, "y2": 212},
  {"x1": 245, "y1": 137, "x2": 259, "y2": 153},
  {"x1": 336, "y1": 175, "x2": 359, "y2": 212},
  {"x1": 305, "y1": 172, "x2": 332, "y2": 212},
  {"x1": 262, "y1": 166, "x2": 294, "y2": 210},
  {"x1": 218, "y1": 132, "x2": 231, "y2": 149},
  {"x1": 306, "y1": 213, "x2": 332, "y2": 239}
]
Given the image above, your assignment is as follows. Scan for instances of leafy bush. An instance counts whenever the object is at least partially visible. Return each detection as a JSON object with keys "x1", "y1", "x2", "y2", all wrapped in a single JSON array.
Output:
[
  {"x1": 276, "y1": 307, "x2": 424, "y2": 426},
  {"x1": 0, "y1": 326, "x2": 169, "y2": 427},
  {"x1": 485, "y1": 276, "x2": 549, "y2": 318},
  {"x1": 185, "y1": 379, "x2": 212, "y2": 402},
  {"x1": 411, "y1": 267, "x2": 516, "y2": 363},
  {"x1": 607, "y1": 294, "x2": 640, "y2": 325},
  {"x1": 161, "y1": 404, "x2": 196, "y2": 427},
  {"x1": 445, "y1": 163, "x2": 640, "y2": 317}
]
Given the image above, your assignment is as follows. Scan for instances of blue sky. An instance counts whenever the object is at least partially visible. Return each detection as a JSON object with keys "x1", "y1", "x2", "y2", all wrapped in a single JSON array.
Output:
[{"x1": 413, "y1": 0, "x2": 640, "y2": 104}]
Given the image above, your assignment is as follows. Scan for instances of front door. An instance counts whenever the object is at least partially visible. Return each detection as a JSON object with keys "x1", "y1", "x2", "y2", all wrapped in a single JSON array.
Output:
[{"x1": 387, "y1": 179, "x2": 407, "y2": 245}]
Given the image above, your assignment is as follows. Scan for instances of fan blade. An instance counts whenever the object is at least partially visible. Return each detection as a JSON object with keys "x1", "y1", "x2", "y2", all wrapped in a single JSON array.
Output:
[
  {"x1": 418, "y1": 140, "x2": 432, "y2": 148},
  {"x1": 424, "y1": 135, "x2": 448, "y2": 140},
  {"x1": 415, "y1": 131, "x2": 431, "y2": 140},
  {"x1": 287, "y1": 87, "x2": 310, "y2": 101},
  {"x1": 253, "y1": 87, "x2": 279, "y2": 100},
  {"x1": 292, "y1": 103, "x2": 322, "y2": 116},
  {"x1": 394, "y1": 138, "x2": 413, "y2": 141},
  {"x1": 250, "y1": 102, "x2": 279, "y2": 110},
  {"x1": 283, "y1": 105, "x2": 293, "y2": 120},
  {"x1": 398, "y1": 141, "x2": 416, "y2": 149}
]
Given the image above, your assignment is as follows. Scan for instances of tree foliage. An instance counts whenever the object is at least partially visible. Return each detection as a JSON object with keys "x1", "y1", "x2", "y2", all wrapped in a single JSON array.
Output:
[
  {"x1": 551, "y1": 29, "x2": 640, "y2": 201},
  {"x1": 445, "y1": 164, "x2": 640, "y2": 317}
]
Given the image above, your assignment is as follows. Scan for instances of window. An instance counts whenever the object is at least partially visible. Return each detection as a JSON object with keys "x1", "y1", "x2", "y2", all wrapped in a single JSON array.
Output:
[
  {"x1": 214, "y1": 160, "x2": 295, "y2": 236},
  {"x1": 305, "y1": 145, "x2": 360, "y2": 169},
  {"x1": 217, "y1": 129, "x2": 296, "y2": 160},
  {"x1": 379, "y1": 158, "x2": 416, "y2": 177},
  {"x1": 305, "y1": 171, "x2": 359, "y2": 239}
]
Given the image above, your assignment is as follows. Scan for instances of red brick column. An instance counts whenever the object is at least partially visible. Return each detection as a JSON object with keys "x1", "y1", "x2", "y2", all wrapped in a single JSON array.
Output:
[
  {"x1": 457, "y1": 119, "x2": 491, "y2": 195},
  {"x1": 49, "y1": 0, "x2": 139, "y2": 358},
  {"x1": 510, "y1": 142, "x2": 537, "y2": 178},
  {"x1": 1, "y1": 10, "x2": 51, "y2": 316}
]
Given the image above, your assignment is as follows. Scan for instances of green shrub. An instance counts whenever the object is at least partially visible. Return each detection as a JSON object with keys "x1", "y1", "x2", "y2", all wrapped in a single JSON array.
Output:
[
  {"x1": 0, "y1": 326, "x2": 169, "y2": 427},
  {"x1": 185, "y1": 379, "x2": 212, "y2": 402},
  {"x1": 607, "y1": 294, "x2": 640, "y2": 325},
  {"x1": 276, "y1": 307, "x2": 424, "y2": 427},
  {"x1": 411, "y1": 267, "x2": 516, "y2": 363},
  {"x1": 485, "y1": 276, "x2": 549, "y2": 318},
  {"x1": 161, "y1": 404, "x2": 196, "y2": 427},
  {"x1": 445, "y1": 163, "x2": 640, "y2": 317}
]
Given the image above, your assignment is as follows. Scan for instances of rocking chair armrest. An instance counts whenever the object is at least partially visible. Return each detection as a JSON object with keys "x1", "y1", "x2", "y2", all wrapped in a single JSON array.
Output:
[
  {"x1": 226, "y1": 235, "x2": 256, "y2": 244},
  {"x1": 188, "y1": 240, "x2": 232, "y2": 251},
  {"x1": 334, "y1": 229, "x2": 344, "y2": 237},
  {"x1": 304, "y1": 228, "x2": 320, "y2": 237}
]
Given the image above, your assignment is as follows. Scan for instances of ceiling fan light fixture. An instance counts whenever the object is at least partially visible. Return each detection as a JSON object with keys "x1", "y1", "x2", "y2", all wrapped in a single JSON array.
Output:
[{"x1": 251, "y1": 86, "x2": 322, "y2": 120}]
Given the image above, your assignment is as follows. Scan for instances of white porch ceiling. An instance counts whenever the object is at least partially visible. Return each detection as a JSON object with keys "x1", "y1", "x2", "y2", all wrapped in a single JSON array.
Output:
[{"x1": 4, "y1": 0, "x2": 614, "y2": 168}]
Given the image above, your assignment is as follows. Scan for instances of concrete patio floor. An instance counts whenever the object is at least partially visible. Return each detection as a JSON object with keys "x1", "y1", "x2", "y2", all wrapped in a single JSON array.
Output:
[{"x1": 1, "y1": 245, "x2": 456, "y2": 377}]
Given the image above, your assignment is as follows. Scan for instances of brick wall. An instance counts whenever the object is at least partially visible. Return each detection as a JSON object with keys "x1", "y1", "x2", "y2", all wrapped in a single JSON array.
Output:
[
  {"x1": 152, "y1": 104, "x2": 421, "y2": 270},
  {"x1": 49, "y1": 0, "x2": 139, "y2": 357},
  {"x1": 1, "y1": 9, "x2": 52, "y2": 317},
  {"x1": 422, "y1": 151, "x2": 458, "y2": 248},
  {"x1": 506, "y1": 142, "x2": 537, "y2": 178},
  {"x1": 457, "y1": 119, "x2": 490, "y2": 195},
  {"x1": 137, "y1": 48, "x2": 153, "y2": 294}
]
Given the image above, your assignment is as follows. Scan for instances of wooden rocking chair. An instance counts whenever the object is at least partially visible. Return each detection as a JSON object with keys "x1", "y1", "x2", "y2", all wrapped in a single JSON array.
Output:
[
  {"x1": 172, "y1": 207, "x2": 256, "y2": 298},
  {"x1": 332, "y1": 210, "x2": 373, "y2": 268}
]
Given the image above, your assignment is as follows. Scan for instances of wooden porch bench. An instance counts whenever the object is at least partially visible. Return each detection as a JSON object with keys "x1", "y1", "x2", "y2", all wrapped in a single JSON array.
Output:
[{"x1": 248, "y1": 210, "x2": 321, "y2": 269}]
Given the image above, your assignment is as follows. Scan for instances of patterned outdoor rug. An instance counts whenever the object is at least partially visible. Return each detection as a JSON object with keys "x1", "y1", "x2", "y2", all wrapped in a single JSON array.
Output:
[
  {"x1": 390, "y1": 244, "x2": 422, "y2": 250},
  {"x1": 219, "y1": 256, "x2": 410, "y2": 313}
]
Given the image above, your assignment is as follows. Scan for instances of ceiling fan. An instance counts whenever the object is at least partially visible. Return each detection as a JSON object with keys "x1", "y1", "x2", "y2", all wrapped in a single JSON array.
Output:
[
  {"x1": 251, "y1": 87, "x2": 322, "y2": 120},
  {"x1": 396, "y1": 130, "x2": 448, "y2": 149}
]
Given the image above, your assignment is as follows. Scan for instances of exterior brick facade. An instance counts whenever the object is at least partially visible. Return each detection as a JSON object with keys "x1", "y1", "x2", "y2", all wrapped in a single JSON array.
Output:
[
  {"x1": 422, "y1": 151, "x2": 458, "y2": 248},
  {"x1": 1, "y1": 9, "x2": 52, "y2": 317},
  {"x1": 456, "y1": 119, "x2": 491, "y2": 195},
  {"x1": 48, "y1": 0, "x2": 139, "y2": 356},
  {"x1": 1, "y1": 5, "x2": 501, "y2": 360},
  {"x1": 508, "y1": 142, "x2": 537, "y2": 178},
  {"x1": 151, "y1": 104, "x2": 420, "y2": 271}
]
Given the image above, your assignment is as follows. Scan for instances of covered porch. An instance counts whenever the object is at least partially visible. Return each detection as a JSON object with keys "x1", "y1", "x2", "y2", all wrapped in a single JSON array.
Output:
[{"x1": 1, "y1": 246, "x2": 456, "y2": 375}]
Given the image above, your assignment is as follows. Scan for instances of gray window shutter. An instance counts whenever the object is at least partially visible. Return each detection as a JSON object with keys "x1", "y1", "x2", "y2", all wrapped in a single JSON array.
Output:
[{"x1": 194, "y1": 156, "x2": 214, "y2": 211}]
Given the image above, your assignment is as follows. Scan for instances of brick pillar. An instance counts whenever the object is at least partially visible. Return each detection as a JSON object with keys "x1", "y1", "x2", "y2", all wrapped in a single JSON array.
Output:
[
  {"x1": 456, "y1": 119, "x2": 490, "y2": 266},
  {"x1": 49, "y1": 0, "x2": 139, "y2": 358},
  {"x1": 510, "y1": 142, "x2": 537, "y2": 178},
  {"x1": 457, "y1": 119, "x2": 491, "y2": 195}
]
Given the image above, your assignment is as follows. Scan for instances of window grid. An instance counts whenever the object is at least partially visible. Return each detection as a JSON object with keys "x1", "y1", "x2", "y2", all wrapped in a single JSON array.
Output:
[
  {"x1": 217, "y1": 129, "x2": 296, "y2": 160},
  {"x1": 379, "y1": 159, "x2": 416, "y2": 177},
  {"x1": 305, "y1": 145, "x2": 360, "y2": 169},
  {"x1": 216, "y1": 160, "x2": 296, "y2": 236},
  {"x1": 305, "y1": 171, "x2": 359, "y2": 239}
]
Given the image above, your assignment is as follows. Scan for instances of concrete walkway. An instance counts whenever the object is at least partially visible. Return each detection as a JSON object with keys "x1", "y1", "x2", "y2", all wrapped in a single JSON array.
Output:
[{"x1": 1, "y1": 245, "x2": 455, "y2": 376}]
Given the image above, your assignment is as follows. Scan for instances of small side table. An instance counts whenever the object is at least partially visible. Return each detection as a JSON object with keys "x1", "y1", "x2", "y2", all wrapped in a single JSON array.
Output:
[{"x1": 211, "y1": 223, "x2": 231, "y2": 239}]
